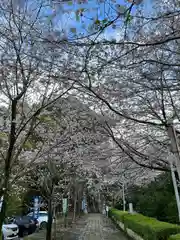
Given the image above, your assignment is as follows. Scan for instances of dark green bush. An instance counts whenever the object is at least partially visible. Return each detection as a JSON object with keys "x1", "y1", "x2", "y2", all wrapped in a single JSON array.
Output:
[
  {"x1": 109, "y1": 208, "x2": 180, "y2": 240},
  {"x1": 168, "y1": 234, "x2": 180, "y2": 240},
  {"x1": 125, "y1": 173, "x2": 179, "y2": 224}
]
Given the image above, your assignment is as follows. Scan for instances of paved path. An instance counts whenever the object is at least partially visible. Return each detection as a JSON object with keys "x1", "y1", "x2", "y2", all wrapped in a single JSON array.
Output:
[
  {"x1": 27, "y1": 214, "x2": 129, "y2": 240},
  {"x1": 71, "y1": 213, "x2": 129, "y2": 240}
]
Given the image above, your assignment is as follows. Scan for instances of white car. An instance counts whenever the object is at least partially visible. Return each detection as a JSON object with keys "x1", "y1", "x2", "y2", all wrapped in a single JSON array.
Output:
[
  {"x1": 27, "y1": 211, "x2": 48, "y2": 229},
  {"x1": 2, "y1": 223, "x2": 19, "y2": 240}
]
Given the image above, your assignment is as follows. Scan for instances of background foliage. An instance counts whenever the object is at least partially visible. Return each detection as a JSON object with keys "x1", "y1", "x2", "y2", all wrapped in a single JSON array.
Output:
[{"x1": 115, "y1": 173, "x2": 179, "y2": 223}]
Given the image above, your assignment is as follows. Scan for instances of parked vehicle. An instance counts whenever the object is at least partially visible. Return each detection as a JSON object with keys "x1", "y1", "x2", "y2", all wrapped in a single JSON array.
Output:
[
  {"x1": 13, "y1": 216, "x2": 38, "y2": 238},
  {"x1": 2, "y1": 222, "x2": 19, "y2": 240},
  {"x1": 27, "y1": 211, "x2": 48, "y2": 229}
]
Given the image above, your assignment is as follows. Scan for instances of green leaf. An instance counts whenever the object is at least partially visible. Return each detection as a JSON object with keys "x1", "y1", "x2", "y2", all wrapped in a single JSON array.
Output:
[
  {"x1": 102, "y1": 18, "x2": 108, "y2": 24},
  {"x1": 76, "y1": 11, "x2": 80, "y2": 21},
  {"x1": 67, "y1": 1, "x2": 73, "y2": 5},
  {"x1": 79, "y1": 8, "x2": 85, "y2": 12},
  {"x1": 23, "y1": 140, "x2": 34, "y2": 150},
  {"x1": 126, "y1": 14, "x2": 133, "y2": 23},
  {"x1": 95, "y1": 19, "x2": 100, "y2": 25},
  {"x1": 76, "y1": 15, "x2": 80, "y2": 21},
  {"x1": 116, "y1": 4, "x2": 127, "y2": 14},
  {"x1": 70, "y1": 28, "x2": 76, "y2": 33},
  {"x1": 38, "y1": 115, "x2": 53, "y2": 123},
  {"x1": 0, "y1": 132, "x2": 8, "y2": 139}
]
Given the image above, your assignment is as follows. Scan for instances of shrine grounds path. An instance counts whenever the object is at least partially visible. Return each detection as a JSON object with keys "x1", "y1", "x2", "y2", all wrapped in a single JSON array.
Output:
[
  {"x1": 76, "y1": 213, "x2": 129, "y2": 240},
  {"x1": 27, "y1": 213, "x2": 129, "y2": 240}
]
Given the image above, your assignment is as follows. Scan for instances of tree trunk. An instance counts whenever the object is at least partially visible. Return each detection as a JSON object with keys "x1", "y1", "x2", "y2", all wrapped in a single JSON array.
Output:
[
  {"x1": 46, "y1": 197, "x2": 53, "y2": 240},
  {"x1": 46, "y1": 181, "x2": 54, "y2": 240},
  {"x1": 0, "y1": 190, "x2": 8, "y2": 238},
  {"x1": 0, "y1": 100, "x2": 17, "y2": 236},
  {"x1": 63, "y1": 197, "x2": 68, "y2": 228},
  {"x1": 93, "y1": 198, "x2": 96, "y2": 213},
  {"x1": 72, "y1": 188, "x2": 77, "y2": 223},
  {"x1": 77, "y1": 189, "x2": 81, "y2": 218},
  {"x1": 53, "y1": 208, "x2": 56, "y2": 240}
]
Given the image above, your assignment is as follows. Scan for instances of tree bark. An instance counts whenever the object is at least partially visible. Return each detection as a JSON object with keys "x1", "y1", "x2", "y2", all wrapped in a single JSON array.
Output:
[
  {"x1": 46, "y1": 197, "x2": 53, "y2": 240},
  {"x1": 53, "y1": 208, "x2": 56, "y2": 240},
  {"x1": 77, "y1": 188, "x2": 82, "y2": 218},
  {"x1": 72, "y1": 187, "x2": 77, "y2": 223},
  {"x1": 46, "y1": 184, "x2": 54, "y2": 240},
  {"x1": 0, "y1": 100, "x2": 17, "y2": 235}
]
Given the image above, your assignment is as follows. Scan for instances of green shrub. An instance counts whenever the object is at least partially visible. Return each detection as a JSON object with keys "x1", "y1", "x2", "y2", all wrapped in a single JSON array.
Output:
[
  {"x1": 109, "y1": 208, "x2": 180, "y2": 240},
  {"x1": 109, "y1": 208, "x2": 128, "y2": 222},
  {"x1": 124, "y1": 214, "x2": 180, "y2": 240},
  {"x1": 168, "y1": 234, "x2": 180, "y2": 240}
]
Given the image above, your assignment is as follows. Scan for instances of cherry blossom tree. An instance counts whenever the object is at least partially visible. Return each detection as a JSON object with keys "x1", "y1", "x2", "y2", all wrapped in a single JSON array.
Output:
[
  {"x1": 41, "y1": 0, "x2": 180, "y2": 215},
  {"x1": 13, "y1": 94, "x2": 116, "y2": 240},
  {"x1": 0, "y1": 0, "x2": 77, "y2": 233},
  {"x1": 58, "y1": 0, "x2": 180, "y2": 178}
]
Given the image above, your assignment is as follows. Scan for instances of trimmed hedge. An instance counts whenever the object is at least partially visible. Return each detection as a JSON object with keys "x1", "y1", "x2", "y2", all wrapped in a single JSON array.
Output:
[
  {"x1": 109, "y1": 208, "x2": 180, "y2": 240},
  {"x1": 109, "y1": 208, "x2": 128, "y2": 222},
  {"x1": 169, "y1": 234, "x2": 180, "y2": 240}
]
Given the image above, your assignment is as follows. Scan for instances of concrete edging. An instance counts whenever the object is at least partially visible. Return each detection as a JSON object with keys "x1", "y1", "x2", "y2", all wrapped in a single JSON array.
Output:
[
  {"x1": 126, "y1": 228, "x2": 144, "y2": 240},
  {"x1": 111, "y1": 217, "x2": 144, "y2": 240}
]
